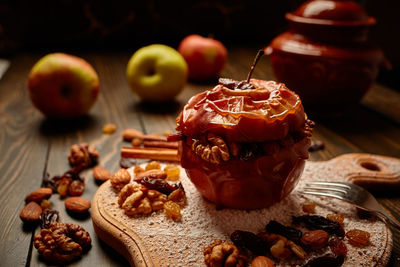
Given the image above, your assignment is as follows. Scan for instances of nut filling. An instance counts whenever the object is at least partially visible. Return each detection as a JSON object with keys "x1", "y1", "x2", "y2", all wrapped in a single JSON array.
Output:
[{"x1": 191, "y1": 133, "x2": 230, "y2": 164}]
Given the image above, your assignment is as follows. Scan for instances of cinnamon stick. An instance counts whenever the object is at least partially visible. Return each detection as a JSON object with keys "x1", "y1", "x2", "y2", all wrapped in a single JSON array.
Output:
[
  {"x1": 121, "y1": 147, "x2": 180, "y2": 162},
  {"x1": 122, "y1": 129, "x2": 168, "y2": 142},
  {"x1": 143, "y1": 140, "x2": 179, "y2": 149}
]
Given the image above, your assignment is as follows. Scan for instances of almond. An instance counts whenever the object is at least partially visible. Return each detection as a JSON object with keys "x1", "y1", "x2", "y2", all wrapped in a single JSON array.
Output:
[
  {"x1": 20, "y1": 201, "x2": 42, "y2": 222},
  {"x1": 25, "y1": 187, "x2": 52, "y2": 203},
  {"x1": 122, "y1": 129, "x2": 143, "y2": 141},
  {"x1": 93, "y1": 166, "x2": 111, "y2": 182},
  {"x1": 110, "y1": 168, "x2": 131, "y2": 189},
  {"x1": 65, "y1": 197, "x2": 91, "y2": 213},
  {"x1": 251, "y1": 256, "x2": 275, "y2": 267},
  {"x1": 134, "y1": 169, "x2": 167, "y2": 181}
]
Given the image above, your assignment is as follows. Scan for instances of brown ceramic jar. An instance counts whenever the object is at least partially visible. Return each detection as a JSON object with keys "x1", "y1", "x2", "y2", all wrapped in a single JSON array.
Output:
[{"x1": 265, "y1": 0, "x2": 386, "y2": 115}]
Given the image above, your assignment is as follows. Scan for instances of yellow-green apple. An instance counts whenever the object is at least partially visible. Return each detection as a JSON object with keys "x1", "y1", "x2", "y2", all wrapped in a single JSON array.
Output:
[
  {"x1": 126, "y1": 44, "x2": 188, "y2": 102},
  {"x1": 178, "y1": 34, "x2": 227, "y2": 80},
  {"x1": 28, "y1": 53, "x2": 99, "y2": 119}
]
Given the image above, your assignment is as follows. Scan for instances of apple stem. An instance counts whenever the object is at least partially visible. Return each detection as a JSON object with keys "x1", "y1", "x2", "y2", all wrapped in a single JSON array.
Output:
[{"x1": 246, "y1": 49, "x2": 264, "y2": 83}]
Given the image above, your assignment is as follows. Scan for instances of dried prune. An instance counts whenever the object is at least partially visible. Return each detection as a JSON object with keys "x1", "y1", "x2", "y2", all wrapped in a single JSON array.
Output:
[
  {"x1": 304, "y1": 254, "x2": 344, "y2": 267},
  {"x1": 292, "y1": 215, "x2": 344, "y2": 236},
  {"x1": 266, "y1": 220, "x2": 302, "y2": 243},
  {"x1": 329, "y1": 237, "x2": 347, "y2": 256},
  {"x1": 138, "y1": 177, "x2": 181, "y2": 195},
  {"x1": 230, "y1": 230, "x2": 269, "y2": 255},
  {"x1": 119, "y1": 158, "x2": 136, "y2": 169},
  {"x1": 40, "y1": 209, "x2": 60, "y2": 229}
]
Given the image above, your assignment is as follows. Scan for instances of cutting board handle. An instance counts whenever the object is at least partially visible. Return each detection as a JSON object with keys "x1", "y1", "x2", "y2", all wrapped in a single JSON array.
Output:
[{"x1": 329, "y1": 153, "x2": 400, "y2": 191}]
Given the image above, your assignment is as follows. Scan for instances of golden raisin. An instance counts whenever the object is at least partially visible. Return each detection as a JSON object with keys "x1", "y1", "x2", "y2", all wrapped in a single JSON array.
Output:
[
  {"x1": 132, "y1": 138, "x2": 143, "y2": 146},
  {"x1": 40, "y1": 199, "x2": 52, "y2": 210},
  {"x1": 164, "y1": 165, "x2": 180, "y2": 181},
  {"x1": 145, "y1": 161, "x2": 161, "y2": 171},
  {"x1": 164, "y1": 201, "x2": 181, "y2": 221},
  {"x1": 327, "y1": 213, "x2": 345, "y2": 226},
  {"x1": 68, "y1": 180, "x2": 85, "y2": 196},
  {"x1": 57, "y1": 178, "x2": 71, "y2": 197},
  {"x1": 103, "y1": 123, "x2": 116, "y2": 134},
  {"x1": 302, "y1": 202, "x2": 317, "y2": 213},
  {"x1": 134, "y1": 165, "x2": 145, "y2": 175},
  {"x1": 346, "y1": 229, "x2": 370, "y2": 247}
]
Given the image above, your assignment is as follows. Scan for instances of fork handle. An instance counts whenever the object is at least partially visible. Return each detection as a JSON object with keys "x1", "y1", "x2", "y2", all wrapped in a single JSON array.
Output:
[
  {"x1": 330, "y1": 153, "x2": 400, "y2": 191},
  {"x1": 375, "y1": 210, "x2": 400, "y2": 229}
]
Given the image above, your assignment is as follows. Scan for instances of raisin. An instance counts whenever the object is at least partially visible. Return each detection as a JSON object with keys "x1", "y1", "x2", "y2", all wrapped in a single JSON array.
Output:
[
  {"x1": 145, "y1": 161, "x2": 161, "y2": 170},
  {"x1": 329, "y1": 237, "x2": 347, "y2": 256},
  {"x1": 265, "y1": 220, "x2": 302, "y2": 244},
  {"x1": 302, "y1": 202, "x2": 317, "y2": 213},
  {"x1": 40, "y1": 209, "x2": 60, "y2": 229},
  {"x1": 138, "y1": 177, "x2": 180, "y2": 195},
  {"x1": 327, "y1": 214, "x2": 345, "y2": 226},
  {"x1": 309, "y1": 140, "x2": 325, "y2": 152},
  {"x1": 57, "y1": 177, "x2": 72, "y2": 197},
  {"x1": 40, "y1": 199, "x2": 52, "y2": 210},
  {"x1": 292, "y1": 215, "x2": 344, "y2": 236},
  {"x1": 68, "y1": 180, "x2": 85, "y2": 196},
  {"x1": 346, "y1": 229, "x2": 370, "y2": 247},
  {"x1": 119, "y1": 158, "x2": 136, "y2": 169},
  {"x1": 164, "y1": 165, "x2": 180, "y2": 181},
  {"x1": 304, "y1": 254, "x2": 344, "y2": 267},
  {"x1": 164, "y1": 201, "x2": 181, "y2": 221},
  {"x1": 230, "y1": 230, "x2": 269, "y2": 255},
  {"x1": 43, "y1": 173, "x2": 62, "y2": 192}
]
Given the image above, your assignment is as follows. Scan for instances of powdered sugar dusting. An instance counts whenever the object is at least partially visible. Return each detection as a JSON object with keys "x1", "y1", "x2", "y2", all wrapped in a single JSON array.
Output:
[{"x1": 96, "y1": 157, "x2": 394, "y2": 267}]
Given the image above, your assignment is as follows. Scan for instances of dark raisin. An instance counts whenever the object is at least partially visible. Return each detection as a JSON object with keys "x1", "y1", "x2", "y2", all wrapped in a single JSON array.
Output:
[
  {"x1": 304, "y1": 254, "x2": 344, "y2": 267},
  {"x1": 68, "y1": 180, "x2": 85, "y2": 196},
  {"x1": 329, "y1": 237, "x2": 348, "y2": 256},
  {"x1": 40, "y1": 209, "x2": 60, "y2": 229},
  {"x1": 266, "y1": 220, "x2": 302, "y2": 243},
  {"x1": 230, "y1": 230, "x2": 269, "y2": 255},
  {"x1": 43, "y1": 174, "x2": 62, "y2": 191},
  {"x1": 119, "y1": 157, "x2": 136, "y2": 169},
  {"x1": 292, "y1": 215, "x2": 344, "y2": 236},
  {"x1": 309, "y1": 140, "x2": 325, "y2": 152},
  {"x1": 240, "y1": 143, "x2": 262, "y2": 161},
  {"x1": 138, "y1": 177, "x2": 180, "y2": 195}
]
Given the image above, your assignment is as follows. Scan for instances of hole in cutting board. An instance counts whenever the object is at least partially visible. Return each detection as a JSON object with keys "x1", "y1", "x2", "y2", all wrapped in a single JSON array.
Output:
[{"x1": 360, "y1": 161, "x2": 381, "y2": 171}]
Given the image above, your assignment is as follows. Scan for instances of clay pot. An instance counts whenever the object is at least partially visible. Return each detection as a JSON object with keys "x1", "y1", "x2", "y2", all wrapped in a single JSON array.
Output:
[{"x1": 265, "y1": 0, "x2": 386, "y2": 115}]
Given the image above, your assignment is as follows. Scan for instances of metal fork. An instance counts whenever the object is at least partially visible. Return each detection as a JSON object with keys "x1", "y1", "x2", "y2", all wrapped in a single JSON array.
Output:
[{"x1": 298, "y1": 181, "x2": 400, "y2": 229}]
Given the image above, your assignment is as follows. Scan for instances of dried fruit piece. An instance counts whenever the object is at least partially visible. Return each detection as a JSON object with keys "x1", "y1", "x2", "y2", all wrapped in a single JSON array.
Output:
[
  {"x1": 40, "y1": 199, "x2": 52, "y2": 210},
  {"x1": 164, "y1": 201, "x2": 181, "y2": 221},
  {"x1": 230, "y1": 230, "x2": 269, "y2": 255},
  {"x1": 145, "y1": 161, "x2": 161, "y2": 170},
  {"x1": 93, "y1": 166, "x2": 111, "y2": 182},
  {"x1": 346, "y1": 229, "x2": 370, "y2": 247},
  {"x1": 327, "y1": 214, "x2": 345, "y2": 226},
  {"x1": 288, "y1": 240, "x2": 307, "y2": 259},
  {"x1": 301, "y1": 230, "x2": 329, "y2": 250},
  {"x1": 309, "y1": 140, "x2": 325, "y2": 152},
  {"x1": 204, "y1": 239, "x2": 248, "y2": 267},
  {"x1": 56, "y1": 177, "x2": 72, "y2": 197},
  {"x1": 302, "y1": 201, "x2": 317, "y2": 213},
  {"x1": 40, "y1": 209, "x2": 60, "y2": 229},
  {"x1": 167, "y1": 189, "x2": 186, "y2": 207},
  {"x1": 270, "y1": 239, "x2": 291, "y2": 259},
  {"x1": 110, "y1": 168, "x2": 131, "y2": 190},
  {"x1": 103, "y1": 123, "x2": 116, "y2": 134},
  {"x1": 304, "y1": 254, "x2": 344, "y2": 267},
  {"x1": 25, "y1": 188, "x2": 53, "y2": 203},
  {"x1": 119, "y1": 157, "x2": 136, "y2": 169},
  {"x1": 33, "y1": 222, "x2": 91, "y2": 264},
  {"x1": 292, "y1": 215, "x2": 344, "y2": 236},
  {"x1": 251, "y1": 256, "x2": 275, "y2": 267},
  {"x1": 134, "y1": 169, "x2": 167, "y2": 181},
  {"x1": 65, "y1": 197, "x2": 91, "y2": 213},
  {"x1": 138, "y1": 177, "x2": 181, "y2": 195},
  {"x1": 329, "y1": 237, "x2": 348, "y2": 256},
  {"x1": 20, "y1": 201, "x2": 43, "y2": 223},
  {"x1": 68, "y1": 180, "x2": 85, "y2": 196},
  {"x1": 164, "y1": 165, "x2": 180, "y2": 181},
  {"x1": 265, "y1": 220, "x2": 302, "y2": 243}
]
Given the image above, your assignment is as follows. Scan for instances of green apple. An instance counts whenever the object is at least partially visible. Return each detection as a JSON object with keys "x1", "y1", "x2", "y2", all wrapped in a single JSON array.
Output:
[
  {"x1": 28, "y1": 53, "x2": 99, "y2": 119},
  {"x1": 126, "y1": 44, "x2": 188, "y2": 102}
]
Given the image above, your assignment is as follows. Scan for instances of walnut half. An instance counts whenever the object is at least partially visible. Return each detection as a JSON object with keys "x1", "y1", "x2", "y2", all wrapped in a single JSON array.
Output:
[
  {"x1": 204, "y1": 239, "x2": 247, "y2": 267},
  {"x1": 33, "y1": 222, "x2": 91, "y2": 264},
  {"x1": 191, "y1": 133, "x2": 230, "y2": 164}
]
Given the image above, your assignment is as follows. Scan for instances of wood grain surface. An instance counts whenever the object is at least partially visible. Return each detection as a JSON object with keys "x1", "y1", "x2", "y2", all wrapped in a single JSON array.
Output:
[{"x1": 0, "y1": 48, "x2": 399, "y2": 266}]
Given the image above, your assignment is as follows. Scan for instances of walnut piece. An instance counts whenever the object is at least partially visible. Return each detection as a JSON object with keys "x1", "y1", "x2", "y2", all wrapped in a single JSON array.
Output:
[
  {"x1": 68, "y1": 143, "x2": 99, "y2": 167},
  {"x1": 33, "y1": 222, "x2": 91, "y2": 264},
  {"x1": 110, "y1": 168, "x2": 131, "y2": 190},
  {"x1": 118, "y1": 183, "x2": 167, "y2": 216},
  {"x1": 204, "y1": 239, "x2": 247, "y2": 267},
  {"x1": 191, "y1": 133, "x2": 230, "y2": 164}
]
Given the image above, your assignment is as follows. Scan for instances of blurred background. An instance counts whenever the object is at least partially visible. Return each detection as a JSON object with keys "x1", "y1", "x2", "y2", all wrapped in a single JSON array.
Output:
[{"x1": 0, "y1": 0, "x2": 399, "y2": 89}]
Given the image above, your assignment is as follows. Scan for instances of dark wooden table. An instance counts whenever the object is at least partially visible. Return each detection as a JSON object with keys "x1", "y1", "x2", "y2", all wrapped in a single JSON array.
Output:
[{"x1": 1, "y1": 48, "x2": 400, "y2": 266}]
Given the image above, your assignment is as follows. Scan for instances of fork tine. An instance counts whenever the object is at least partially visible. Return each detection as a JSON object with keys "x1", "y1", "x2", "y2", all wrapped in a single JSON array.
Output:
[
  {"x1": 302, "y1": 185, "x2": 348, "y2": 194},
  {"x1": 305, "y1": 181, "x2": 352, "y2": 189},
  {"x1": 297, "y1": 190, "x2": 347, "y2": 201}
]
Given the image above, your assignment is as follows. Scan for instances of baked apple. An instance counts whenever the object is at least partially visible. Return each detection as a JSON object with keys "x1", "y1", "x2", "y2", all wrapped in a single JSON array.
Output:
[{"x1": 173, "y1": 52, "x2": 312, "y2": 209}]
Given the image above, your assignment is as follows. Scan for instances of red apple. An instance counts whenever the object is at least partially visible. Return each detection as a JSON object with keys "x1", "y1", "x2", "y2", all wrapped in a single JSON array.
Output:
[
  {"x1": 28, "y1": 53, "x2": 99, "y2": 119},
  {"x1": 178, "y1": 34, "x2": 227, "y2": 80}
]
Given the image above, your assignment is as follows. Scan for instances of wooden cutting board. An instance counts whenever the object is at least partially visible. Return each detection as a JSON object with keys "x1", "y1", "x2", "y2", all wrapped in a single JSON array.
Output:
[{"x1": 92, "y1": 153, "x2": 400, "y2": 267}]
